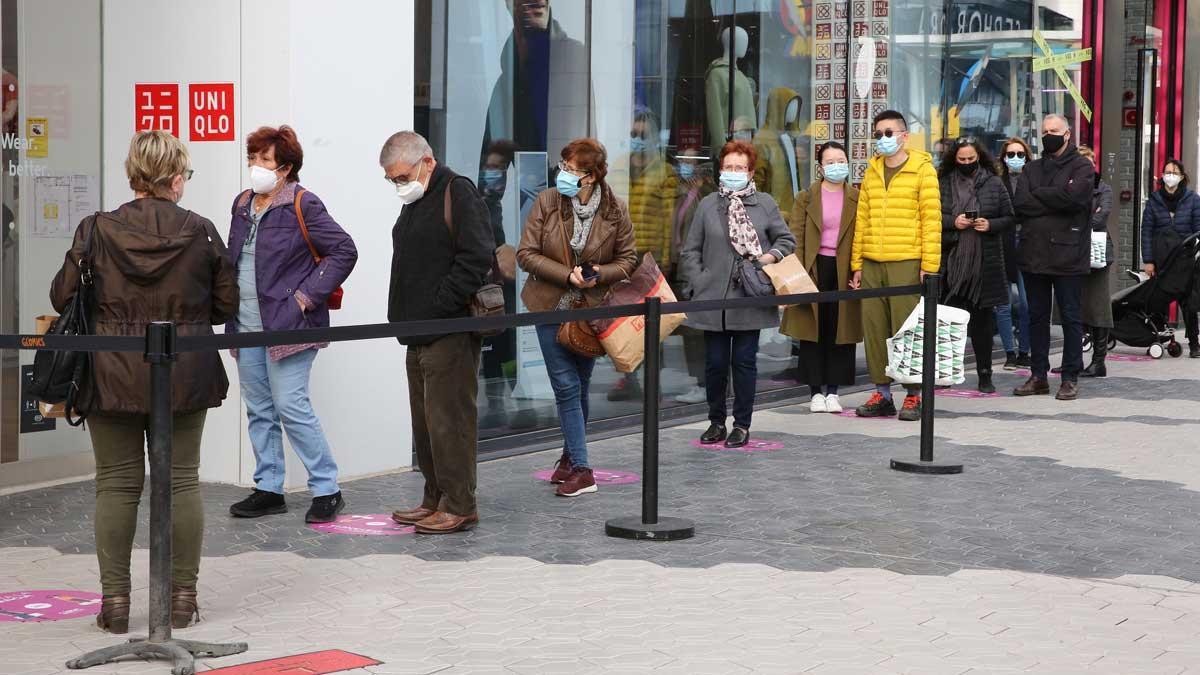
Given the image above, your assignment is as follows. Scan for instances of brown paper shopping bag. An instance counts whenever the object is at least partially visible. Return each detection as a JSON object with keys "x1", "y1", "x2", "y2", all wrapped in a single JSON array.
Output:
[
  {"x1": 588, "y1": 254, "x2": 686, "y2": 373},
  {"x1": 763, "y1": 254, "x2": 818, "y2": 296}
]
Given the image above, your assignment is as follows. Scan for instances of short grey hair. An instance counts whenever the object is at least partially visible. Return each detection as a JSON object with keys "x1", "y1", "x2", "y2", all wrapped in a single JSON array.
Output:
[
  {"x1": 379, "y1": 131, "x2": 432, "y2": 167},
  {"x1": 1043, "y1": 113, "x2": 1070, "y2": 130}
]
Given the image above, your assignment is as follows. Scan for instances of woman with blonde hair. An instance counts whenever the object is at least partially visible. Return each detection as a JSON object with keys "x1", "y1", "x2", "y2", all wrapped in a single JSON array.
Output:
[{"x1": 50, "y1": 130, "x2": 238, "y2": 633}]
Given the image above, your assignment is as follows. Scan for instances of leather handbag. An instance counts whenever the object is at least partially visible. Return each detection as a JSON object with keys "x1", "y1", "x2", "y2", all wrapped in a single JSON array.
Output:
[
  {"x1": 28, "y1": 223, "x2": 97, "y2": 426},
  {"x1": 557, "y1": 298, "x2": 606, "y2": 358},
  {"x1": 737, "y1": 256, "x2": 776, "y2": 297},
  {"x1": 294, "y1": 189, "x2": 345, "y2": 309},
  {"x1": 444, "y1": 179, "x2": 505, "y2": 337}
]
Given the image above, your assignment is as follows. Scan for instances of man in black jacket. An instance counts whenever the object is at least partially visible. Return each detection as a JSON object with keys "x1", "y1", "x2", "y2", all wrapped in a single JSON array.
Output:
[
  {"x1": 1012, "y1": 114, "x2": 1094, "y2": 401},
  {"x1": 381, "y1": 131, "x2": 495, "y2": 534}
]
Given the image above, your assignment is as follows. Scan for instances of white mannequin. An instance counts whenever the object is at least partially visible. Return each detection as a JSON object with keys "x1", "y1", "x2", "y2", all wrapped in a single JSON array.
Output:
[
  {"x1": 720, "y1": 26, "x2": 750, "y2": 60},
  {"x1": 780, "y1": 97, "x2": 800, "y2": 194}
]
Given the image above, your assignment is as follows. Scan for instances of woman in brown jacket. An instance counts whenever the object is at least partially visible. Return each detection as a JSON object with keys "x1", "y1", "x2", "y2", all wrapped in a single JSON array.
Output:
[
  {"x1": 781, "y1": 141, "x2": 862, "y2": 413},
  {"x1": 517, "y1": 138, "x2": 637, "y2": 498},
  {"x1": 49, "y1": 131, "x2": 238, "y2": 634}
]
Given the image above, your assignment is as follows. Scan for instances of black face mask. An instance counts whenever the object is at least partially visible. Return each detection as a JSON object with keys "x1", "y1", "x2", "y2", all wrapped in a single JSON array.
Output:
[
  {"x1": 957, "y1": 161, "x2": 979, "y2": 176},
  {"x1": 1041, "y1": 133, "x2": 1067, "y2": 155}
]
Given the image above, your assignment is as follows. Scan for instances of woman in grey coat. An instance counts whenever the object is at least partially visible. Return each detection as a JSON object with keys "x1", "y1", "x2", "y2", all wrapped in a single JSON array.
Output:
[
  {"x1": 679, "y1": 140, "x2": 796, "y2": 448},
  {"x1": 1079, "y1": 146, "x2": 1114, "y2": 377}
]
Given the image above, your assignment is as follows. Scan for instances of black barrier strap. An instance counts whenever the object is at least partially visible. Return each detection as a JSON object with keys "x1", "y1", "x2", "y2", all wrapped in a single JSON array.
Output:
[{"x1": 1, "y1": 283, "x2": 923, "y2": 353}]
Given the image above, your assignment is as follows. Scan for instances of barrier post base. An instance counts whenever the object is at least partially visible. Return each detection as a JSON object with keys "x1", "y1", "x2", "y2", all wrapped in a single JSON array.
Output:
[
  {"x1": 66, "y1": 637, "x2": 248, "y2": 675},
  {"x1": 605, "y1": 516, "x2": 695, "y2": 541},
  {"x1": 890, "y1": 458, "x2": 963, "y2": 475}
]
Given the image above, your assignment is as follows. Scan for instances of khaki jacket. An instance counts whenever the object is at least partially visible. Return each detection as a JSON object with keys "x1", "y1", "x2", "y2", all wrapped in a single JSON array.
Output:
[
  {"x1": 517, "y1": 184, "x2": 638, "y2": 312},
  {"x1": 781, "y1": 183, "x2": 863, "y2": 344}
]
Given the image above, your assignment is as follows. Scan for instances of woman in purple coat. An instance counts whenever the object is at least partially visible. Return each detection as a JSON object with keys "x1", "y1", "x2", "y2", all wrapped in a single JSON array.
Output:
[{"x1": 225, "y1": 125, "x2": 357, "y2": 524}]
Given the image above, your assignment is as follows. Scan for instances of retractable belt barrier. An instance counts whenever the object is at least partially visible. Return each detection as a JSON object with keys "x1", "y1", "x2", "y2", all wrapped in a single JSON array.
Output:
[{"x1": 7, "y1": 278, "x2": 960, "y2": 674}]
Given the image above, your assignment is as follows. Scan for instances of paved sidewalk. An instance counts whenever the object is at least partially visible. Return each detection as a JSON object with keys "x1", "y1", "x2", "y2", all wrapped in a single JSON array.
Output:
[{"x1": 2, "y1": 346, "x2": 1200, "y2": 673}]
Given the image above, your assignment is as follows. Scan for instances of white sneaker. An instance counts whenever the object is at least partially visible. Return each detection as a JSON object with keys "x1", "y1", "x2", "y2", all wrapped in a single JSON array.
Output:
[
  {"x1": 676, "y1": 385, "x2": 707, "y2": 404},
  {"x1": 810, "y1": 393, "x2": 827, "y2": 413},
  {"x1": 824, "y1": 394, "x2": 843, "y2": 413}
]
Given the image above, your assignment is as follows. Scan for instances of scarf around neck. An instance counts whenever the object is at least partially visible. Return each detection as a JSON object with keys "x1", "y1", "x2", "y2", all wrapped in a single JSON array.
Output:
[
  {"x1": 946, "y1": 172, "x2": 983, "y2": 305},
  {"x1": 718, "y1": 181, "x2": 763, "y2": 258}
]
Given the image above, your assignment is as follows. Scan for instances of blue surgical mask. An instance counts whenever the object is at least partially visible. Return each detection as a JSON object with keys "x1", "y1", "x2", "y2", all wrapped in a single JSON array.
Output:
[
  {"x1": 875, "y1": 134, "x2": 901, "y2": 157},
  {"x1": 1005, "y1": 156, "x2": 1026, "y2": 173},
  {"x1": 556, "y1": 170, "x2": 582, "y2": 198},
  {"x1": 823, "y1": 162, "x2": 850, "y2": 184},
  {"x1": 719, "y1": 171, "x2": 749, "y2": 191},
  {"x1": 482, "y1": 168, "x2": 505, "y2": 187},
  {"x1": 677, "y1": 163, "x2": 695, "y2": 180},
  {"x1": 629, "y1": 137, "x2": 648, "y2": 153}
]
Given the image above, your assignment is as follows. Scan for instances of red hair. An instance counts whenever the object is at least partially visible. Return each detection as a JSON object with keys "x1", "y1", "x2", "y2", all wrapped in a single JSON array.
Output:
[
  {"x1": 561, "y1": 138, "x2": 608, "y2": 185},
  {"x1": 719, "y1": 140, "x2": 757, "y2": 171},
  {"x1": 247, "y1": 125, "x2": 304, "y2": 182}
]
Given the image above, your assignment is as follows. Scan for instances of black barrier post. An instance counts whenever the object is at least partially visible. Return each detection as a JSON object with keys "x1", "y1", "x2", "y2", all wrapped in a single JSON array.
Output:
[
  {"x1": 67, "y1": 323, "x2": 247, "y2": 675},
  {"x1": 605, "y1": 297, "x2": 695, "y2": 540},
  {"x1": 890, "y1": 274, "x2": 963, "y2": 475}
]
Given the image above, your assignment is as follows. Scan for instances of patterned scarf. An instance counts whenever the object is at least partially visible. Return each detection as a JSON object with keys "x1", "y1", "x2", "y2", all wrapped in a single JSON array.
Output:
[
  {"x1": 557, "y1": 186, "x2": 603, "y2": 310},
  {"x1": 719, "y1": 181, "x2": 763, "y2": 258}
]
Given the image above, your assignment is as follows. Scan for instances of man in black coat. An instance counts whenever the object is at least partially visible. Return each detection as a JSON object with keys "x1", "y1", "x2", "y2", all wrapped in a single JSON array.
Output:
[
  {"x1": 1011, "y1": 114, "x2": 1094, "y2": 401},
  {"x1": 381, "y1": 131, "x2": 495, "y2": 534}
]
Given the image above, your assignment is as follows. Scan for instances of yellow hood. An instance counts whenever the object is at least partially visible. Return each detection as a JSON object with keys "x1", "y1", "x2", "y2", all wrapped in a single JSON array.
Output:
[{"x1": 762, "y1": 87, "x2": 802, "y2": 133}]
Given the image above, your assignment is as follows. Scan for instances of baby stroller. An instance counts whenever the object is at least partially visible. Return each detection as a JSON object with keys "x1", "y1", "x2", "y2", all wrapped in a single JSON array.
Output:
[{"x1": 1103, "y1": 231, "x2": 1200, "y2": 358}]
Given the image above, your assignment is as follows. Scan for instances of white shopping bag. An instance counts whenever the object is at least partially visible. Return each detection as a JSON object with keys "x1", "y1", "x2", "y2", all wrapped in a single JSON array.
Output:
[
  {"x1": 1090, "y1": 231, "x2": 1107, "y2": 269},
  {"x1": 885, "y1": 303, "x2": 971, "y2": 386}
]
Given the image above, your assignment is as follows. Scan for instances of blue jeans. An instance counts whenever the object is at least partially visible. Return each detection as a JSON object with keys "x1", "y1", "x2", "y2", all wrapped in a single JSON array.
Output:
[
  {"x1": 993, "y1": 302, "x2": 1015, "y2": 353},
  {"x1": 237, "y1": 347, "x2": 340, "y2": 496},
  {"x1": 705, "y1": 330, "x2": 760, "y2": 430},
  {"x1": 536, "y1": 324, "x2": 596, "y2": 468}
]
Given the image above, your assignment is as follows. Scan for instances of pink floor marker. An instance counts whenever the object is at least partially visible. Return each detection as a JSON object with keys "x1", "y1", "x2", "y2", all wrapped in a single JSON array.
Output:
[
  {"x1": 691, "y1": 438, "x2": 785, "y2": 453},
  {"x1": 309, "y1": 514, "x2": 415, "y2": 536},
  {"x1": 532, "y1": 469, "x2": 640, "y2": 485},
  {"x1": 0, "y1": 590, "x2": 101, "y2": 622},
  {"x1": 1108, "y1": 353, "x2": 1153, "y2": 362},
  {"x1": 837, "y1": 410, "x2": 892, "y2": 420},
  {"x1": 939, "y1": 389, "x2": 1001, "y2": 399}
]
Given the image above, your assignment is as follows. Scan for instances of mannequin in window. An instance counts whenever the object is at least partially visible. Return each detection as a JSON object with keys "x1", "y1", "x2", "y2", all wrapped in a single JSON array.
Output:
[
  {"x1": 704, "y1": 26, "x2": 757, "y2": 155},
  {"x1": 754, "y1": 88, "x2": 803, "y2": 223},
  {"x1": 729, "y1": 115, "x2": 769, "y2": 193}
]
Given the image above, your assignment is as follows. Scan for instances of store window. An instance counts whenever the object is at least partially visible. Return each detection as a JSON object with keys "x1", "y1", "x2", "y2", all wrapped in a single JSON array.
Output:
[{"x1": 414, "y1": 0, "x2": 1093, "y2": 447}]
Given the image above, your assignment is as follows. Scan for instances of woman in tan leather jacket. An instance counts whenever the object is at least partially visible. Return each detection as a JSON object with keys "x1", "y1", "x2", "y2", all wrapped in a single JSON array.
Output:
[{"x1": 517, "y1": 138, "x2": 637, "y2": 498}]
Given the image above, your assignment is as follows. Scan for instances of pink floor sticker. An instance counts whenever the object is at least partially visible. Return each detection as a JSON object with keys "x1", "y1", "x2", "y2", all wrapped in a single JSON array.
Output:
[
  {"x1": 691, "y1": 438, "x2": 785, "y2": 453},
  {"x1": 1108, "y1": 353, "x2": 1152, "y2": 362},
  {"x1": 533, "y1": 469, "x2": 640, "y2": 485},
  {"x1": 0, "y1": 590, "x2": 102, "y2": 622},
  {"x1": 838, "y1": 410, "x2": 892, "y2": 420},
  {"x1": 938, "y1": 389, "x2": 1001, "y2": 399},
  {"x1": 309, "y1": 515, "x2": 415, "y2": 536}
]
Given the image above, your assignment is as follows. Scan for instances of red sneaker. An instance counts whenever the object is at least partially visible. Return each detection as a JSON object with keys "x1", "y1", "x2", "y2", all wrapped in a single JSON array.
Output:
[
  {"x1": 855, "y1": 392, "x2": 897, "y2": 417},
  {"x1": 555, "y1": 467, "x2": 597, "y2": 497},
  {"x1": 549, "y1": 452, "x2": 573, "y2": 484},
  {"x1": 898, "y1": 395, "x2": 922, "y2": 422}
]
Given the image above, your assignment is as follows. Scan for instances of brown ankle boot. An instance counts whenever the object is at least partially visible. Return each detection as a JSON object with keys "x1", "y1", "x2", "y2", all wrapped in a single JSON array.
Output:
[
  {"x1": 171, "y1": 586, "x2": 200, "y2": 629},
  {"x1": 96, "y1": 595, "x2": 130, "y2": 634}
]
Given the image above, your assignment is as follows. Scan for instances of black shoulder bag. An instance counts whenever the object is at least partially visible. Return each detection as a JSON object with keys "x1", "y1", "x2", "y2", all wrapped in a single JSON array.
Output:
[
  {"x1": 444, "y1": 178, "x2": 506, "y2": 337},
  {"x1": 28, "y1": 221, "x2": 97, "y2": 426}
]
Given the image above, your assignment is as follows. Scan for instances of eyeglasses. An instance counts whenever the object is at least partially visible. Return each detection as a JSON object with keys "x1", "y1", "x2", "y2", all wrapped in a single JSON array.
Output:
[
  {"x1": 557, "y1": 161, "x2": 590, "y2": 177},
  {"x1": 184, "y1": 169, "x2": 194, "y2": 181},
  {"x1": 1005, "y1": 151, "x2": 1027, "y2": 159},
  {"x1": 872, "y1": 129, "x2": 903, "y2": 140}
]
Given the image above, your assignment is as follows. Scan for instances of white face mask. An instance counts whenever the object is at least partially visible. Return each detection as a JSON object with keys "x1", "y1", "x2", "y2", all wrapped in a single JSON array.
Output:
[
  {"x1": 249, "y1": 165, "x2": 281, "y2": 194},
  {"x1": 1163, "y1": 174, "x2": 1183, "y2": 189},
  {"x1": 395, "y1": 163, "x2": 427, "y2": 204}
]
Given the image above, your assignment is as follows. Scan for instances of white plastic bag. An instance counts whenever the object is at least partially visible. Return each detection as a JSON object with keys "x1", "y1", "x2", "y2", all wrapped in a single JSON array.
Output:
[
  {"x1": 885, "y1": 303, "x2": 971, "y2": 386},
  {"x1": 1090, "y1": 231, "x2": 1107, "y2": 269}
]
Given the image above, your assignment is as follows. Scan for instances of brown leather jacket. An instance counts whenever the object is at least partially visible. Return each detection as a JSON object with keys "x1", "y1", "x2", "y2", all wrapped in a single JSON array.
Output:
[
  {"x1": 50, "y1": 198, "x2": 238, "y2": 416},
  {"x1": 517, "y1": 184, "x2": 638, "y2": 312}
]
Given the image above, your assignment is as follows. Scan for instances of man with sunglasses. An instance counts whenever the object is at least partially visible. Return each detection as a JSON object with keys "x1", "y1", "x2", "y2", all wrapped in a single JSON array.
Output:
[
  {"x1": 850, "y1": 110, "x2": 942, "y2": 421},
  {"x1": 1010, "y1": 114, "x2": 1095, "y2": 401}
]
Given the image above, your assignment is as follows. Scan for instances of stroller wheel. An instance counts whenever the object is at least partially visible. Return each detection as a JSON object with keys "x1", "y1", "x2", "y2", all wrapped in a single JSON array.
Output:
[
  {"x1": 1106, "y1": 336, "x2": 1117, "y2": 351},
  {"x1": 1082, "y1": 334, "x2": 1093, "y2": 353},
  {"x1": 1168, "y1": 342, "x2": 1184, "y2": 358},
  {"x1": 1149, "y1": 343, "x2": 1165, "y2": 359}
]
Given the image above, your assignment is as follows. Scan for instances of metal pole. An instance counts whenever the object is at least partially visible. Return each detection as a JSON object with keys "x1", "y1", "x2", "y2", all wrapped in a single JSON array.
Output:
[
  {"x1": 641, "y1": 296, "x2": 661, "y2": 525},
  {"x1": 145, "y1": 321, "x2": 175, "y2": 643}
]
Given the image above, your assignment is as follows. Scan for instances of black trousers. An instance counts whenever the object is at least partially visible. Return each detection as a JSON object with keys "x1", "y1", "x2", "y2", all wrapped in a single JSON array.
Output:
[
  {"x1": 1026, "y1": 272, "x2": 1084, "y2": 382},
  {"x1": 704, "y1": 330, "x2": 759, "y2": 430}
]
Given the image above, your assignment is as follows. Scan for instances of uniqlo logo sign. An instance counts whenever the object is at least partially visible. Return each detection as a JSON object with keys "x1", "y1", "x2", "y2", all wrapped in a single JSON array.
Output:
[
  {"x1": 135, "y1": 83, "x2": 179, "y2": 136},
  {"x1": 188, "y1": 83, "x2": 235, "y2": 142}
]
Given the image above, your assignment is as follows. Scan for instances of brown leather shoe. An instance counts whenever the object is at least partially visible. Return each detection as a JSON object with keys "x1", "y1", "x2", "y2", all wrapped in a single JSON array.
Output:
[
  {"x1": 414, "y1": 511, "x2": 479, "y2": 534},
  {"x1": 1013, "y1": 376, "x2": 1050, "y2": 397},
  {"x1": 391, "y1": 505, "x2": 437, "y2": 525},
  {"x1": 96, "y1": 595, "x2": 130, "y2": 634},
  {"x1": 1056, "y1": 381, "x2": 1079, "y2": 401},
  {"x1": 171, "y1": 585, "x2": 200, "y2": 629}
]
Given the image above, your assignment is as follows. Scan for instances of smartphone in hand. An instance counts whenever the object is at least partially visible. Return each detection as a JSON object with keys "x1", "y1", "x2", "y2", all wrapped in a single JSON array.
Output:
[
  {"x1": 581, "y1": 263, "x2": 599, "y2": 281},
  {"x1": 964, "y1": 210, "x2": 979, "y2": 220}
]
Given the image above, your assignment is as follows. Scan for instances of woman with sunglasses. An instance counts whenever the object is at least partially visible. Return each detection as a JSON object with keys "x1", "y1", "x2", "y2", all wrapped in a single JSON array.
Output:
[
  {"x1": 938, "y1": 138, "x2": 1014, "y2": 393},
  {"x1": 999, "y1": 138, "x2": 1033, "y2": 369},
  {"x1": 517, "y1": 138, "x2": 638, "y2": 497}
]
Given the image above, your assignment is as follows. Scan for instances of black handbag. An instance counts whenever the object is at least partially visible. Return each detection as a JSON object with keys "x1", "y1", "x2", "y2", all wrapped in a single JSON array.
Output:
[
  {"x1": 736, "y1": 256, "x2": 775, "y2": 297},
  {"x1": 444, "y1": 178, "x2": 505, "y2": 337},
  {"x1": 28, "y1": 228, "x2": 96, "y2": 426}
]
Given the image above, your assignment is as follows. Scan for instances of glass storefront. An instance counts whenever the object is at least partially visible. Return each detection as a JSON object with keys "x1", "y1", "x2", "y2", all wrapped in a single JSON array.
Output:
[{"x1": 413, "y1": 0, "x2": 1092, "y2": 445}]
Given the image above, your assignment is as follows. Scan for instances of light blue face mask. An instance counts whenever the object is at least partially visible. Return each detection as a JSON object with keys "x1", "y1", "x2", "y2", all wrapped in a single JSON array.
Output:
[
  {"x1": 1005, "y1": 156, "x2": 1026, "y2": 173},
  {"x1": 677, "y1": 163, "x2": 696, "y2": 180},
  {"x1": 482, "y1": 168, "x2": 505, "y2": 186},
  {"x1": 556, "y1": 169, "x2": 582, "y2": 198},
  {"x1": 719, "y1": 171, "x2": 749, "y2": 191},
  {"x1": 629, "y1": 136, "x2": 648, "y2": 154},
  {"x1": 822, "y1": 162, "x2": 850, "y2": 184},
  {"x1": 875, "y1": 134, "x2": 901, "y2": 157}
]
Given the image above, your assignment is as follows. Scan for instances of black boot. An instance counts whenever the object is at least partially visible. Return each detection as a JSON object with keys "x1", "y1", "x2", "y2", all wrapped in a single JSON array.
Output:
[
  {"x1": 1082, "y1": 328, "x2": 1108, "y2": 377},
  {"x1": 977, "y1": 369, "x2": 996, "y2": 394}
]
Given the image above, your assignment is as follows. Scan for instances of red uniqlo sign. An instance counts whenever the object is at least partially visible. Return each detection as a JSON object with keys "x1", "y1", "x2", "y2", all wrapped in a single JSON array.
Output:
[
  {"x1": 135, "y1": 83, "x2": 179, "y2": 137},
  {"x1": 188, "y1": 82, "x2": 235, "y2": 142}
]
